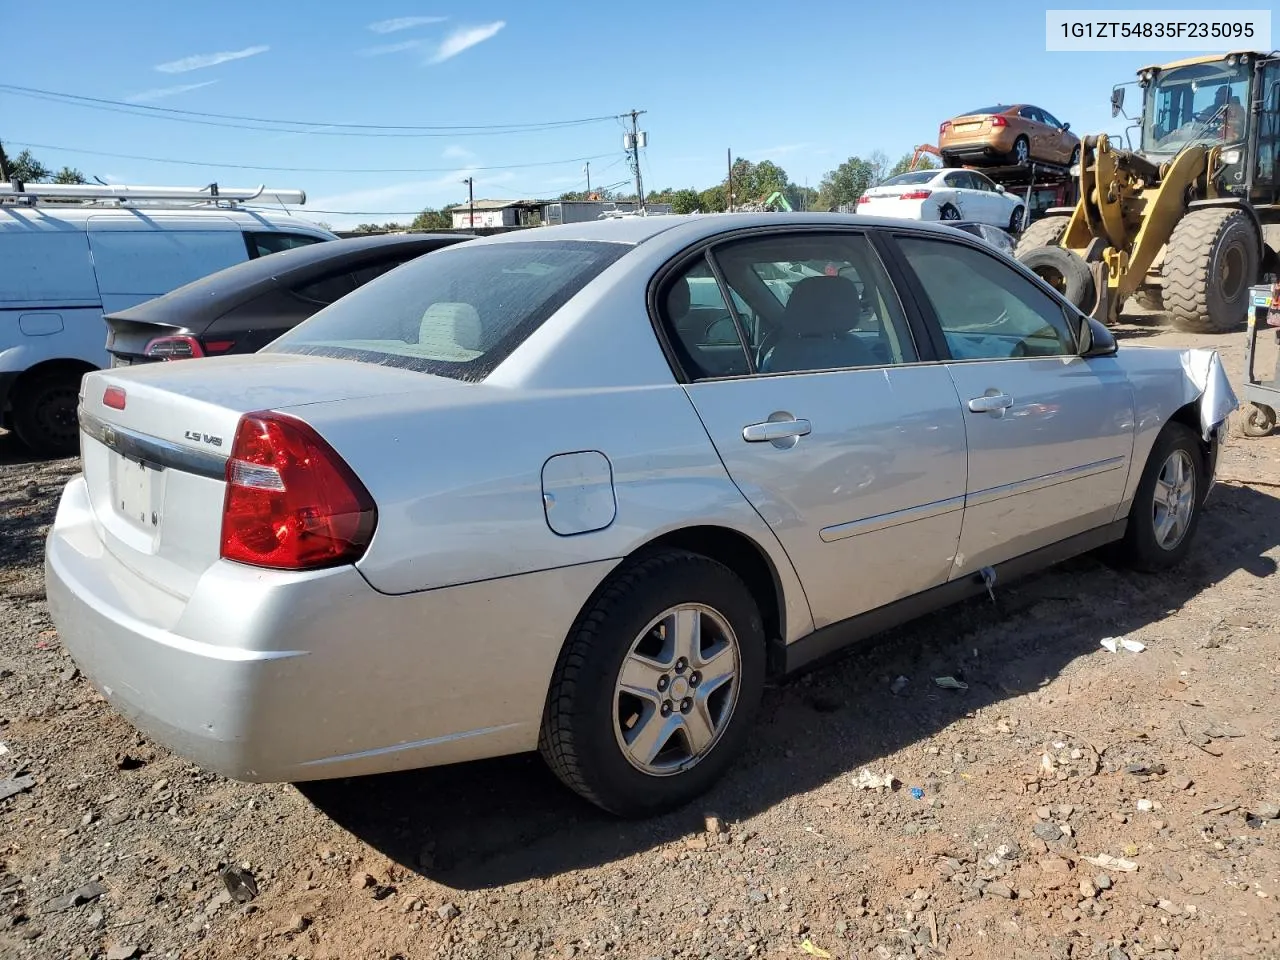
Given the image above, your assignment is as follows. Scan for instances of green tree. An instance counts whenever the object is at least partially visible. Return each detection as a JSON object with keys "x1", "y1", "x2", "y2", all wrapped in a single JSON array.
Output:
[
  {"x1": 8, "y1": 149, "x2": 50, "y2": 183},
  {"x1": 698, "y1": 184, "x2": 727, "y2": 212},
  {"x1": 411, "y1": 208, "x2": 451, "y2": 230},
  {"x1": 353, "y1": 223, "x2": 382, "y2": 234},
  {"x1": 886, "y1": 151, "x2": 938, "y2": 180},
  {"x1": 52, "y1": 166, "x2": 87, "y2": 184},
  {"x1": 0, "y1": 141, "x2": 11, "y2": 179},
  {"x1": 816, "y1": 156, "x2": 877, "y2": 211},
  {"x1": 670, "y1": 188, "x2": 702, "y2": 214}
]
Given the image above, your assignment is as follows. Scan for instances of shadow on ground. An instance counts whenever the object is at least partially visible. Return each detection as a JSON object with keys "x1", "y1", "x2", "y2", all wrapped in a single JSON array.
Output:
[{"x1": 300, "y1": 481, "x2": 1280, "y2": 892}]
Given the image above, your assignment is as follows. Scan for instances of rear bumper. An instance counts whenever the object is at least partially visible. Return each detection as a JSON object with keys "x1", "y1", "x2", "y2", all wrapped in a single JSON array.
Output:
[
  {"x1": 858, "y1": 199, "x2": 928, "y2": 220},
  {"x1": 46, "y1": 475, "x2": 615, "y2": 782}
]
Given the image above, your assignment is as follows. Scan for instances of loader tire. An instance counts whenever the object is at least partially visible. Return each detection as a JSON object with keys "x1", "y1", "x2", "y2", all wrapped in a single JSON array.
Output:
[
  {"x1": 1014, "y1": 214, "x2": 1070, "y2": 254},
  {"x1": 1017, "y1": 245, "x2": 1095, "y2": 311},
  {"x1": 1162, "y1": 208, "x2": 1260, "y2": 333}
]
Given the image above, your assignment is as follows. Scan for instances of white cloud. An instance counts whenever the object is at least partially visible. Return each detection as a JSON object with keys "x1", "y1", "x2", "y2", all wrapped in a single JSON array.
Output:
[
  {"x1": 428, "y1": 21, "x2": 505, "y2": 63},
  {"x1": 155, "y1": 45, "x2": 270, "y2": 74},
  {"x1": 125, "y1": 80, "x2": 218, "y2": 103},
  {"x1": 442, "y1": 144, "x2": 474, "y2": 160},
  {"x1": 358, "y1": 39, "x2": 423, "y2": 56},
  {"x1": 368, "y1": 15, "x2": 447, "y2": 33}
]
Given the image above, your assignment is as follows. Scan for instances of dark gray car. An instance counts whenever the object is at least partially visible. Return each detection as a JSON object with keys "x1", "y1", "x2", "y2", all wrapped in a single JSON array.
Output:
[{"x1": 105, "y1": 233, "x2": 472, "y2": 365}]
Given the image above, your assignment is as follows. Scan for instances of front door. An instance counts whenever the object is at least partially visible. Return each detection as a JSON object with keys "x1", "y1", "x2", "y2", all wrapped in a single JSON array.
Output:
[
  {"x1": 658, "y1": 230, "x2": 969, "y2": 629},
  {"x1": 889, "y1": 233, "x2": 1134, "y2": 577}
]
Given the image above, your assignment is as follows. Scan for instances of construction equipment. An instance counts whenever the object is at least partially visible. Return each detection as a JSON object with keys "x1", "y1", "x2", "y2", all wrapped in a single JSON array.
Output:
[
  {"x1": 908, "y1": 144, "x2": 941, "y2": 171},
  {"x1": 0, "y1": 182, "x2": 306, "y2": 207},
  {"x1": 1014, "y1": 50, "x2": 1280, "y2": 332},
  {"x1": 1239, "y1": 282, "x2": 1280, "y2": 436}
]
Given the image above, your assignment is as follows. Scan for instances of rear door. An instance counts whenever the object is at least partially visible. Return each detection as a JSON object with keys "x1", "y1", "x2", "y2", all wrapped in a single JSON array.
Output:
[
  {"x1": 887, "y1": 231, "x2": 1134, "y2": 577},
  {"x1": 659, "y1": 229, "x2": 969, "y2": 629},
  {"x1": 86, "y1": 217, "x2": 249, "y2": 314}
]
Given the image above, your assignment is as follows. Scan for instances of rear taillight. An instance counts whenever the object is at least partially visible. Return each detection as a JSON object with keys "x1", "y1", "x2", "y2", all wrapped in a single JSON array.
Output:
[
  {"x1": 144, "y1": 336, "x2": 237, "y2": 360},
  {"x1": 103, "y1": 387, "x2": 127, "y2": 410},
  {"x1": 900, "y1": 190, "x2": 933, "y2": 200},
  {"x1": 939, "y1": 122, "x2": 951, "y2": 136},
  {"x1": 220, "y1": 412, "x2": 377, "y2": 571},
  {"x1": 857, "y1": 196, "x2": 871, "y2": 204},
  {"x1": 145, "y1": 335, "x2": 203, "y2": 360},
  {"x1": 990, "y1": 115, "x2": 1007, "y2": 127}
]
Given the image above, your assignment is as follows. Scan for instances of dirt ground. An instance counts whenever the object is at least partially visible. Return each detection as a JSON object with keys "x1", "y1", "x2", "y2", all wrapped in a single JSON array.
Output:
[{"x1": 2, "y1": 312, "x2": 1279, "y2": 960}]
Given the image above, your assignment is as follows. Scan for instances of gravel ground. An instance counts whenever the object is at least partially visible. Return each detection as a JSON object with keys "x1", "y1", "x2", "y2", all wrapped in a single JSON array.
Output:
[{"x1": 2, "y1": 316, "x2": 1280, "y2": 960}]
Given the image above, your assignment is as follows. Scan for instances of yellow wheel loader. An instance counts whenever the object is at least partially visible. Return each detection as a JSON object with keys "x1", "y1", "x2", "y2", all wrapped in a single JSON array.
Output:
[{"x1": 1015, "y1": 51, "x2": 1280, "y2": 333}]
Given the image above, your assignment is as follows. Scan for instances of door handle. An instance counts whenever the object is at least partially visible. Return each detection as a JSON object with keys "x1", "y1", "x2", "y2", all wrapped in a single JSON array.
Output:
[
  {"x1": 967, "y1": 393, "x2": 1014, "y2": 413},
  {"x1": 743, "y1": 418, "x2": 812, "y2": 442}
]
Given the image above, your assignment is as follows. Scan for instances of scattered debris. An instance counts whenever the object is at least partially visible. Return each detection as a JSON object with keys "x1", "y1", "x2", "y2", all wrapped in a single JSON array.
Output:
[
  {"x1": 851, "y1": 769, "x2": 898, "y2": 791},
  {"x1": 46, "y1": 881, "x2": 108, "y2": 913},
  {"x1": 114, "y1": 754, "x2": 146, "y2": 771},
  {"x1": 1100, "y1": 637, "x2": 1145, "y2": 653},
  {"x1": 1124, "y1": 762, "x2": 1167, "y2": 776},
  {"x1": 0, "y1": 774, "x2": 35, "y2": 802},
  {"x1": 704, "y1": 813, "x2": 726, "y2": 834},
  {"x1": 1033, "y1": 822, "x2": 1064, "y2": 842},
  {"x1": 219, "y1": 866, "x2": 259, "y2": 903},
  {"x1": 934, "y1": 676, "x2": 968, "y2": 691},
  {"x1": 1084, "y1": 854, "x2": 1139, "y2": 873},
  {"x1": 909, "y1": 787, "x2": 924, "y2": 800},
  {"x1": 105, "y1": 944, "x2": 139, "y2": 960},
  {"x1": 1254, "y1": 801, "x2": 1280, "y2": 821},
  {"x1": 436, "y1": 902, "x2": 460, "y2": 921},
  {"x1": 1136, "y1": 799, "x2": 1155, "y2": 812},
  {"x1": 800, "y1": 939, "x2": 832, "y2": 958}
]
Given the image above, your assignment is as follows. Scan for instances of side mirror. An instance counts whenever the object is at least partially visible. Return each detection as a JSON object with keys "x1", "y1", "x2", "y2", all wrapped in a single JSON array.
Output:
[
  {"x1": 1110, "y1": 87, "x2": 1125, "y2": 118},
  {"x1": 996, "y1": 184, "x2": 1006, "y2": 193},
  {"x1": 1077, "y1": 312, "x2": 1117, "y2": 357},
  {"x1": 1061, "y1": 122, "x2": 1071, "y2": 131}
]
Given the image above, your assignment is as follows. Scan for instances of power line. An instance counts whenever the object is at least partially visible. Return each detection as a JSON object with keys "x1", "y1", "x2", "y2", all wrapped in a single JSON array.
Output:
[
  {"x1": 2, "y1": 140, "x2": 619, "y2": 175},
  {"x1": 0, "y1": 83, "x2": 619, "y2": 138}
]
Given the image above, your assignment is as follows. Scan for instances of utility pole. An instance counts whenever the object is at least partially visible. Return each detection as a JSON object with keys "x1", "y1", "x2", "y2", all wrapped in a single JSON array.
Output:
[
  {"x1": 462, "y1": 176, "x2": 474, "y2": 228},
  {"x1": 584, "y1": 161, "x2": 591, "y2": 197},
  {"x1": 622, "y1": 109, "x2": 647, "y2": 211},
  {"x1": 727, "y1": 148, "x2": 733, "y2": 213}
]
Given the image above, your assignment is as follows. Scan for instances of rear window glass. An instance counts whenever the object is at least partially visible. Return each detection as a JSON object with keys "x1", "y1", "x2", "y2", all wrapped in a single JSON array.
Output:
[
  {"x1": 264, "y1": 240, "x2": 628, "y2": 381},
  {"x1": 961, "y1": 106, "x2": 1006, "y2": 116},
  {"x1": 880, "y1": 171, "x2": 936, "y2": 186}
]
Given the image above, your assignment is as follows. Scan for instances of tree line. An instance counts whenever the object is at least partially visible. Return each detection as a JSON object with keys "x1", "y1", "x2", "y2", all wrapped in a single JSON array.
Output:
[{"x1": 0, "y1": 142, "x2": 88, "y2": 185}]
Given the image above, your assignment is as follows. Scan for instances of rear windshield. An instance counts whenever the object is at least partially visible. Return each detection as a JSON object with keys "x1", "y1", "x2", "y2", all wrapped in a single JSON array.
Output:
[
  {"x1": 960, "y1": 106, "x2": 1006, "y2": 116},
  {"x1": 880, "y1": 171, "x2": 936, "y2": 186},
  {"x1": 264, "y1": 240, "x2": 628, "y2": 380}
]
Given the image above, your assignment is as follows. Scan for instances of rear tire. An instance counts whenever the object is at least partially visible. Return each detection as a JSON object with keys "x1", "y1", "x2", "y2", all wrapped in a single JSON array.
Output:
[
  {"x1": 1014, "y1": 214, "x2": 1070, "y2": 254},
  {"x1": 1008, "y1": 206, "x2": 1026, "y2": 233},
  {"x1": 1017, "y1": 245, "x2": 1095, "y2": 311},
  {"x1": 1162, "y1": 208, "x2": 1260, "y2": 333},
  {"x1": 939, "y1": 204, "x2": 961, "y2": 222},
  {"x1": 1116, "y1": 423, "x2": 1205, "y2": 572},
  {"x1": 538, "y1": 550, "x2": 766, "y2": 818},
  {"x1": 12, "y1": 369, "x2": 84, "y2": 458},
  {"x1": 1010, "y1": 136, "x2": 1030, "y2": 166}
]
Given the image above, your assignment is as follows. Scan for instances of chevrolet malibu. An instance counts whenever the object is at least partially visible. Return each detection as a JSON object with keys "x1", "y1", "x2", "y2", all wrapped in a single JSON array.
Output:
[{"x1": 46, "y1": 213, "x2": 1232, "y2": 818}]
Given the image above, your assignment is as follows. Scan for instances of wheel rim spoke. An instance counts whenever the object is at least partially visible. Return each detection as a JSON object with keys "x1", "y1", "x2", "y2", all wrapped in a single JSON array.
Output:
[
  {"x1": 618, "y1": 654, "x2": 667, "y2": 704},
  {"x1": 681, "y1": 701, "x2": 717, "y2": 756},
  {"x1": 1152, "y1": 450, "x2": 1194, "y2": 549},
  {"x1": 672, "y1": 608, "x2": 702, "y2": 665},
  {"x1": 696, "y1": 643, "x2": 736, "y2": 696},
  {"x1": 626, "y1": 709, "x2": 680, "y2": 767}
]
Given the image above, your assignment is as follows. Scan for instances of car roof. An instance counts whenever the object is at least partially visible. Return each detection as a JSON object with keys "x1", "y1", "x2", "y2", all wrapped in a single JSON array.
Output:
[{"x1": 106, "y1": 232, "x2": 469, "y2": 325}]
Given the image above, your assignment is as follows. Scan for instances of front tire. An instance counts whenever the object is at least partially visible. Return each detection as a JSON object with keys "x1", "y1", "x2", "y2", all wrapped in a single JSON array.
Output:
[
  {"x1": 1008, "y1": 206, "x2": 1025, "y2": 233},
  {"x1": 1014, "y1": 214, "x2": 1070, "y2": 254},
  {"x1": 1117, "y1": 423, "x2": 1206, "y2": 571},
  {"x1": 1163, "y1": 208, "x2": 1260, "y2": 333},
  {"x1": 539, "y1": 550, "x2": 766, "y2": 817}
]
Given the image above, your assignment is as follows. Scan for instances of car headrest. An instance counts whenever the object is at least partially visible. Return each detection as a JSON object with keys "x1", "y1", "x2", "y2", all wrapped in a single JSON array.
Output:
[
  {"x1": 419, "y1": 301, "x2": 483, "y2": 356},
  {"x1": 782, "y1": 276, "x2": 858, "y2": 336},
  {"x1": 666, "y1": 276, "x2": 691, "y2": 320}
]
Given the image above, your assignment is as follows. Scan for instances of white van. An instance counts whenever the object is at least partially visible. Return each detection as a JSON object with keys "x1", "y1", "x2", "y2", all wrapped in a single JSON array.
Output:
[{"x1": 0, "y1": 183, "x2": 334, "y2": 455}]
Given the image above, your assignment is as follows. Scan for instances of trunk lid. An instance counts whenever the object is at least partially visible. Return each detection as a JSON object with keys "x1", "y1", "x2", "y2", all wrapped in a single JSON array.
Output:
[{"x1": 77, "y1": 354, "x2": 457, "y2": 598}]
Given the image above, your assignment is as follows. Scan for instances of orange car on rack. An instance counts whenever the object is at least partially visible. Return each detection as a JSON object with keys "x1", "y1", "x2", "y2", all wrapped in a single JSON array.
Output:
[{"x1": 939, "y1": 104, "x2": 1081, "y2": 168}]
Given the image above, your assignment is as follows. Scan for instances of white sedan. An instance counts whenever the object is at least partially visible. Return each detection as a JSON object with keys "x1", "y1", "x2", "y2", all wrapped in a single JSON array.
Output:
[{"x1": 858, "y1": 168, "x2": 1025, "y2": 232}]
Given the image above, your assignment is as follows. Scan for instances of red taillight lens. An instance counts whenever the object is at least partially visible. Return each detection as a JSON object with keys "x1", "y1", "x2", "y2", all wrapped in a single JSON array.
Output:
[
  {"x1": 939, "y1": 122, "x2": 951, "y2": 135},
  {"x1": 145, "y1": 335, "x2": 204, "y2": 360},
  {"x1": 202, "y1": 339, "x2": 237, "y2": 355},
  {"x1": 990, "y1": 115, "x2": 1007, "y2": 127},
  {"x1": 220, "y1": 412, "x2": 377, "y2": 571},
  {"x1": 857, "y1": 196, "x2": 871, "y2": 204},
  {"x1": 103, "y1": 387, "x2": 127, "y2": 410},
  {"x1": 900, "y1": 190, "x2": 933, "y2": 200}
]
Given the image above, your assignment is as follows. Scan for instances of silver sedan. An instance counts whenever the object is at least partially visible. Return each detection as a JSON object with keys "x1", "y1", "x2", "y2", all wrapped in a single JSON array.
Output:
[{"x1": 46, "y1": 213, "x2": 1232, "y2": 817}]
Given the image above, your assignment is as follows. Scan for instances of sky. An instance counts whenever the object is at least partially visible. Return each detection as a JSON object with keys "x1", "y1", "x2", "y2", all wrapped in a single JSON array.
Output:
[{"x1": 0, "y1": 1, "x2": 1253, "y2": 228}]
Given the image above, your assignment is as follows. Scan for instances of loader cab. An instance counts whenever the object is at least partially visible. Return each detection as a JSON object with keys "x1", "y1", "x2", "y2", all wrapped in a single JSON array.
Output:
[{"x1": 1139, "y1": 55, "x2": 1251, "y2": 156}]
